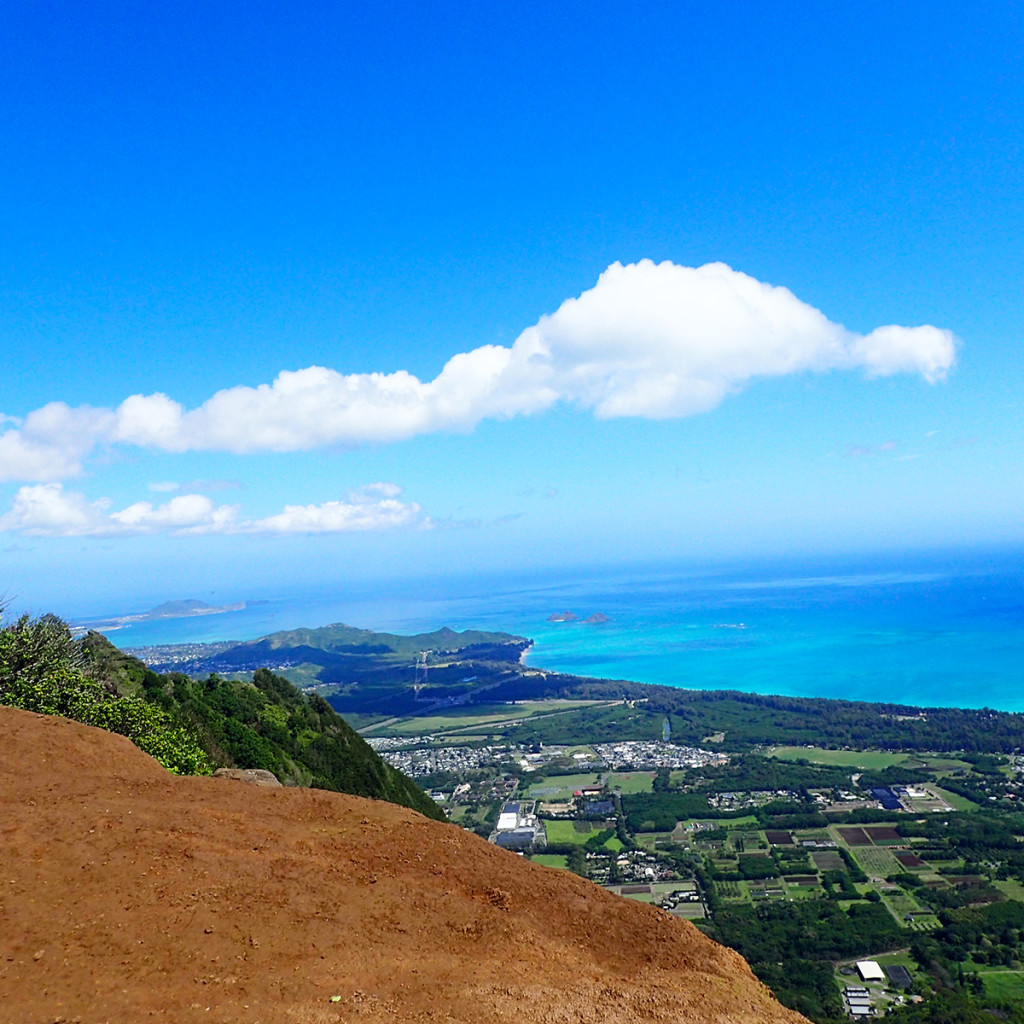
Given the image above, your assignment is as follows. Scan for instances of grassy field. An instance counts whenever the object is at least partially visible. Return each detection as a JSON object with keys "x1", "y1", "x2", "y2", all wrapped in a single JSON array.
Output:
[
  {"x1": 605, "y1": 771, "x2": 655, "y2": 793},
  {"x1": 995, "y1": 879, "x2": 1024, "y2": 903},
  {"x1": 530, "y1": 854, "x2": 569, "y2": 870},
  {"x1": 873, "y1": 952, "x2": 916, "y2": 969},
  {"x1": 980, "y1": 970, "x2": 1024, "y2": 1004},
  {"x1": 767, "y1": 746, "x2": 907, "y2": 770},
  {"x1": 929, "y1": 786, "x2": 979, "y2": 811},
  {"x1": 544, "y1": 819, "x2": 596, "y2": 845},
  {"x1": 908, "y1": 755, "x2": 973, "y2": 773},
  {"x1": 529, "y1": 773, "x2": 603, "y2": 799}
]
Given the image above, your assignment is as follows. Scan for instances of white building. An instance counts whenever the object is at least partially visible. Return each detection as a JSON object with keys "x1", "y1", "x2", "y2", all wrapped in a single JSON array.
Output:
[{"x1": 856, "y1": 960, "x2": 885, "y2": 982}]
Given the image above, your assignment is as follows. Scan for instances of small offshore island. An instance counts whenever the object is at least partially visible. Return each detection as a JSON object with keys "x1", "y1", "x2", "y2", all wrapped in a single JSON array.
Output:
[{"x1": 547, "y1": 610, "x2": 610, "y2": 624}]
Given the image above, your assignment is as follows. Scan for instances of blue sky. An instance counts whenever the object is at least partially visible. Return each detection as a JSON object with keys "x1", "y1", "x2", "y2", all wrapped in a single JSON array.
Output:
[{"x1": 2, "y1": 1, "x2": 1022, "y2": 616}]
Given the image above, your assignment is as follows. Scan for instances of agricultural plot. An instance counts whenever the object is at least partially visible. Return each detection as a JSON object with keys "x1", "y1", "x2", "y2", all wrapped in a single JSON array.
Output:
[
  {"x1": 852, "y1": 847, "x2": 902, "y2": 877},
  {"x1": 838, "y1": 827, "x2": 871, "y2": 846},
  {"x1": 811, "y1": 851, "x2": 844, "y2": 871},
  {"x1": 865, "y1": 826, "x2": 902, "y2": 845},
  {"x1": 895, "y1": 852, "x2": 925, "y2": 869}
]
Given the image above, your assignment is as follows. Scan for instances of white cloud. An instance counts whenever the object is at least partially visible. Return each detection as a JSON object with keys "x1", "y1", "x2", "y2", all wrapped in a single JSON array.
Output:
[
  {"x1": 245, "y1": 483, "x2": 428, "y2": 534},
  {"x1": 0, "y1": 484, "x2": 239, "y2": 537},
  {"x1": 110, "y1": 494, "x2": 240, "y2": 535},
  {"x1": 0, "y1": 483, "x2": 114, "y2": 536},
  {"x1": 0, "y1": 261, "x2": 958, "y2": 480},
  {"x1": 0, "y1": 483, "x2": 426, "y2": 537},
  {"x1": 526, "y1": 261, "x2": 955, "y2": 417},
  {"x1": 148, "y1": 481, "x2": 181, "y2": 493},
  {"x1": 0, "y1": 403, "x2": 114, "y2": 482}
]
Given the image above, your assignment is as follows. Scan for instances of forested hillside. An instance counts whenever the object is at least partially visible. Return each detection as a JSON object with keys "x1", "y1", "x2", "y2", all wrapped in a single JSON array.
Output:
[{"x1": 0, "y1": 612, "x2": 443, "y2": 820}]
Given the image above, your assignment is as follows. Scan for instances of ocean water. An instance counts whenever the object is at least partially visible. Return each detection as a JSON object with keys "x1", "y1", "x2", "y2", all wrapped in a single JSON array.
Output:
[{"x1": 97, "y1": 550, "x2": 1024, "y2": 713}]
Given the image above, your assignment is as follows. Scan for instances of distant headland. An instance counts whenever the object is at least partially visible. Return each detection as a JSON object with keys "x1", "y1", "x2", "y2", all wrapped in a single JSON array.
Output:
[{"x1": 72, "y1": 598, "x2": 246, "y2": 634}]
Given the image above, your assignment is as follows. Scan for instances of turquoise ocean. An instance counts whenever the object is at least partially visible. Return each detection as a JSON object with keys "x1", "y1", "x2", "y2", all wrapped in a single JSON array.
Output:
[{"x1": 97, "y1": 549, "x2": 1024, "y2": 713}]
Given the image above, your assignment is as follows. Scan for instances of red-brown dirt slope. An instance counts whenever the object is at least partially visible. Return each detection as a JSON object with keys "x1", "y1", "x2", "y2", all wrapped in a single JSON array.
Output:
[{"x1": 0, "y1": 706, "x2": 808, "y2": 1024}]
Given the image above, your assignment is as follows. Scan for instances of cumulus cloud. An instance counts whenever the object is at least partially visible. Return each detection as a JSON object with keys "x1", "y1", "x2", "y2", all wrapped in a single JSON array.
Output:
[
  {"x1": 0, "y1": 484, "x2": 239, "y2": 537},
  {"x1": 0, "y1": 403, "x2": 114, "y2": 482},
  {"x1": 0, "y1": 483, "x2": 426, "y2": 537},
  {"x1": 0, "y1": 261, "x2": 958, "y2": 480},
  {"x1": 245, "y1": 483, "x2": 427, "y2": 534}
]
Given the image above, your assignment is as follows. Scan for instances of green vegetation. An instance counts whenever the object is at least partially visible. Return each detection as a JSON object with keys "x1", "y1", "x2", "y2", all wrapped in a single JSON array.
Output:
[
  {"x1": 0, "y1": 611, "x2": 443, "y2": 820},
  {"x1": 980, "y1": 970, "x2": 1024, "y2": 1004},
  {"x1": 0, "y1": 613, "x2": 210, "y2": 775},
  {"x1": 144, "y1": 622, "x2": 532, "y2": 718}
]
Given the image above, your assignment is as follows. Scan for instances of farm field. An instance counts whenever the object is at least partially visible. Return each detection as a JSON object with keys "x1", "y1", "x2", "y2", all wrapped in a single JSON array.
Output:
[{"x1": 853, "y1": 847, "x2": 903, "y2": 877}]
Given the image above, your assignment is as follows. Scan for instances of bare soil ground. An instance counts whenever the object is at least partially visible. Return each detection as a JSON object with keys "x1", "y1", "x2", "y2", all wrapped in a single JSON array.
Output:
[{"x1": 0, "y1": 707, "x2": 807, "y2": 1024}]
